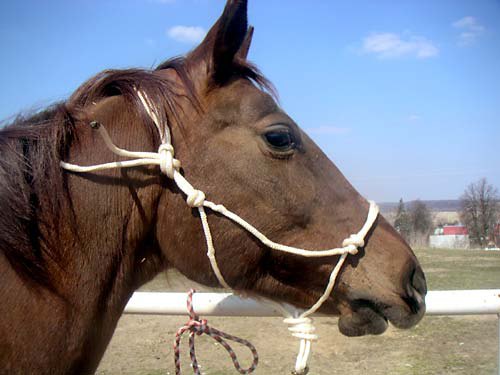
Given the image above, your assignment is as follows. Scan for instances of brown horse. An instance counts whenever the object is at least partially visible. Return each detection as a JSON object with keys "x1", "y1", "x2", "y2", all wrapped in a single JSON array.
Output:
[{"x1": 0, "y1": 1, "x2": 426, "y2": 373}]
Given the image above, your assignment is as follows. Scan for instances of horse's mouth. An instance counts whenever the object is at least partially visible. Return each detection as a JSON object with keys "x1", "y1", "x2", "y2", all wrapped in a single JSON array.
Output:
[
  {"x1": 337, "y1": 297, "x2": 426, "y2": 337},
  {"x1": 337, "y1": 299, "x2": 388, "y2": 336}
]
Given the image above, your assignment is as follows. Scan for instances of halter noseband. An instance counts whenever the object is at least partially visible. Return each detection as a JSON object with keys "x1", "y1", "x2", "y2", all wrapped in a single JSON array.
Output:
[{"x1": 60, "y1": 90, "x2": 379, "y2": 375}]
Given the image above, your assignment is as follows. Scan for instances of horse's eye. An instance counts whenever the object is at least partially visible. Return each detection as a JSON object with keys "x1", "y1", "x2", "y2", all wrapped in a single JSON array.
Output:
[{"x1": 263, "y1": 128, "x2": 296, "y2": 151}]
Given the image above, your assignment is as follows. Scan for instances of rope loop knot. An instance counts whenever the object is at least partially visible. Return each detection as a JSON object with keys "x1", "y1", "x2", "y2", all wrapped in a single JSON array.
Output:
[
  {"x1": 342, "y1": 233, "x2": 365, "y2": 254},
  {"x1": 174, "y1": 289, "x2": 259, "y2": 375},
  {"x1": 283, "y1": 317, "x2": 318, "y2": 341},
  {"x1": 158, "y1": 143, "x2": 180, "y2": 179},
  {"x1": 185, "y1": 317, "x2": 208, "y2": 336},
  {"x1": 186, "y1": 190, "x2": 205, "y2": 208}
]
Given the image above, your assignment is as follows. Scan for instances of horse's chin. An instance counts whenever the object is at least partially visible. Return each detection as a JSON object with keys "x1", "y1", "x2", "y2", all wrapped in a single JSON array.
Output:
[{"x1": 337, "y1": 301, "x2": 389, "y2": 337}]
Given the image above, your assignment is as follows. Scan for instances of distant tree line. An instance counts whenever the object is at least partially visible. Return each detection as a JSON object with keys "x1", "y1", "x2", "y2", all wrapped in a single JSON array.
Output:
[
  {"x1": 394, "y1": 178, "x2": 499, "y2": 249},
  {"x1": 394, "y1": 198, "x2": 432, "y2": 247}
]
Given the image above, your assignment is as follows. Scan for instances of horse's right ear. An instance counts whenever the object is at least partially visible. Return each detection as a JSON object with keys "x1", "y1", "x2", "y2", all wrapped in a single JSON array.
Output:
[
  {"x1": 236, "y1": 26, "x2": 254, "y2": 61},
  {"x1": 188, "y1": 0, "x2": 249, "y2": 83}
]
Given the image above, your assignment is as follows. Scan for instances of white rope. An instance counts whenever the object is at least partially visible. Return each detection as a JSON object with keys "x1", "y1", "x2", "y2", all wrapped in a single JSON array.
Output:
[{"x1": 59, "y1": 90, "x2": 379, "y2": 375}]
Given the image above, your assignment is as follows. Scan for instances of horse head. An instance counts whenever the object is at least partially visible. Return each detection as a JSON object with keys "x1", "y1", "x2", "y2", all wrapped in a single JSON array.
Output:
[{"x1": 150, "y1": 0, "x2": 426, "y2": 337}]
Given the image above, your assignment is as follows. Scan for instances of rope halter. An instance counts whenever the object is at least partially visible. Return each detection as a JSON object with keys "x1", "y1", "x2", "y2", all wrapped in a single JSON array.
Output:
[{"x1": 60, "y1": 90, "x2": 379, "y2": 375}]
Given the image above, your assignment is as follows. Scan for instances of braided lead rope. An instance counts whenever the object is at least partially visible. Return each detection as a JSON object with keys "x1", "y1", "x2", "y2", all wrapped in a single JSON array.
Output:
[
  {"x1": 59, "y1": 90, "x2": 379, "y2": 374},
  {"x1": 174, "y1": 289, "x2": 259, "y2": 375}
]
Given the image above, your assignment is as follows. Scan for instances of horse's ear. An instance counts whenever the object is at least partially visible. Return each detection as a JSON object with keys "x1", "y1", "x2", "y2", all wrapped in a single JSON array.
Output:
[
  {"x1": 236, "y1": 25, "x2": 254, "y2": 60},
  {"x1": 189, "y1": 0, "x2": 248, "y2": 83},
  {"x1": 212, "y1": 0, "x2": 248, "y2": 82}
]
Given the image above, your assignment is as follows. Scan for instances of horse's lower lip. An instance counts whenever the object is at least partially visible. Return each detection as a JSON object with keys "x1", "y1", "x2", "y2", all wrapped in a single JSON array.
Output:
[{"x1": 337, "y1": 299, "x2": 389, "y2": 337}]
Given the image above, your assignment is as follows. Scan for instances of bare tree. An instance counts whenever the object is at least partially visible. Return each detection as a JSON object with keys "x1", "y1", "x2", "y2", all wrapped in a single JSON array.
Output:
[{"x1": 460, "y1": 178, "x2": 499, "y2": 247}]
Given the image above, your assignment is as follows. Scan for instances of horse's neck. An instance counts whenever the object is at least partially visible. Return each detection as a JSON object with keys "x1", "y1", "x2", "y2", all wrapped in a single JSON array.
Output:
[{"x1": 0, "y1": 194, "x2": 165, "y2": 374}]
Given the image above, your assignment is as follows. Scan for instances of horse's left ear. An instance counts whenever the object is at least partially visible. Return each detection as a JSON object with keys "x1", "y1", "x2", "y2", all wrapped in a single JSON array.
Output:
[{"x1": 212, "y1": 0, "x2": 248, "y2": 82}]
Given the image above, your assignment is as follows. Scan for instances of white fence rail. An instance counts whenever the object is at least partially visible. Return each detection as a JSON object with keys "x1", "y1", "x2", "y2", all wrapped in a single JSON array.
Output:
[{"x1": 124, "y1": 289, "x2": 500, "y2": 374}]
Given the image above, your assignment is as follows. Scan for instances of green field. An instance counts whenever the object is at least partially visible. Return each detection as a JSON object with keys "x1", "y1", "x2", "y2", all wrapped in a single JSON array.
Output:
[
  {"x1": 415, "y1": 247, "x2": 500, "y2": 290},
  {"x1": 98, "y1": 248, "x2": 500, "y2": 375}
]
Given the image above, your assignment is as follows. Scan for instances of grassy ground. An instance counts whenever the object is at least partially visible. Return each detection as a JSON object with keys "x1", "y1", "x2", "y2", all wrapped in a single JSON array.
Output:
[
  {"x1": 97, "y1": 248, "x2": 500, "y2": 375},
  {"x1": 414, "y1": 247, "x2": 500, "y2": 290}
]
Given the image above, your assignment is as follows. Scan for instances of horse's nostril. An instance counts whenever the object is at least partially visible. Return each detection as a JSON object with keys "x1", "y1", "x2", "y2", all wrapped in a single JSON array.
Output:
[
  {"x1": 411, "y1": 266, "x2": 427, "y2": 297},
  {"x1": 402, "y1": 265, "x2": 427, "y2": 314}
]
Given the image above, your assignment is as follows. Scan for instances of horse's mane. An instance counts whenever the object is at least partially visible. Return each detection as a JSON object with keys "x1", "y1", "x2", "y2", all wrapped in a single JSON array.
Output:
[{"x1": 0, "y1": 56, "x2": 272, "y2": 290}]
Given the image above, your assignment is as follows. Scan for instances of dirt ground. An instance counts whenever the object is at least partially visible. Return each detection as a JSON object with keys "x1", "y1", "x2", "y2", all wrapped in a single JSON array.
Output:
[{"x1": 97, "y1": 249, "x2": 500, "y2": 374}]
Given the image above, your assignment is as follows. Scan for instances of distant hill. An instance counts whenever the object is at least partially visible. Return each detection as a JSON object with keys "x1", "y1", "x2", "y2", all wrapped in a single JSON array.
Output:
[{"x1": 379, "y1": 200, "x2": 461, "y2": 214}]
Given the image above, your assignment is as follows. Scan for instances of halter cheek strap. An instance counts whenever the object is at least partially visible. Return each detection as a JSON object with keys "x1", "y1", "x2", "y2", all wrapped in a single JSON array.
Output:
[{"x1": 60, "y1": 90, "x2": 379, "y2": 375}]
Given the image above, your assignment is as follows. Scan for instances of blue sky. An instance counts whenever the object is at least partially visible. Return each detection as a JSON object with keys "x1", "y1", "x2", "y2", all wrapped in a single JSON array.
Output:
[{"x1": 1, "y1": 0, "x2": 499, "y2": 202}]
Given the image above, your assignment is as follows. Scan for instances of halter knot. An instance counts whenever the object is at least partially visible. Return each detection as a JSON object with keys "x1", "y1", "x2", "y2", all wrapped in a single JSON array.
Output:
[
  {"x1": 186, "y1": 190, "x2": 206, "y2": 208},
  {"x1": 283, "y1": 317, "x2": 318, "y2": 341},
  {"x1": 283, "y1": 317, "x2": 317, "y2": 375},
  {"x1": 158, "y1": 143, "x2": 180, "y2": 178},
  {"x1": 342, "y1": 233, "x2": 364, "y2": 253}
]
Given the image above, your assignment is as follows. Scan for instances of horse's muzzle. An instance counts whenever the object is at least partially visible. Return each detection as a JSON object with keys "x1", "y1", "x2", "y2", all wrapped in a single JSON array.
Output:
[{"x1": 337, "y1": 263, "x2": 427, "y2": 337}]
